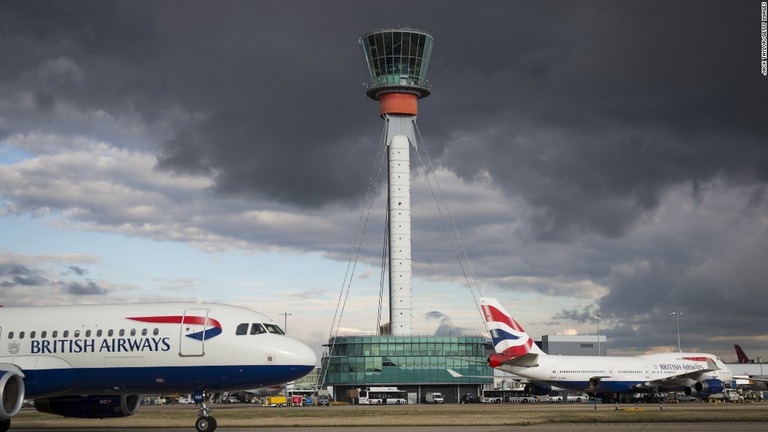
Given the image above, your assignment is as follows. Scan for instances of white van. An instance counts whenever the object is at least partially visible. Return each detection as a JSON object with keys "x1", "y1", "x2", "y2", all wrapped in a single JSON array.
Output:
[{"x1": 425, "y1": 392, "x2": 445, "y2": 404}]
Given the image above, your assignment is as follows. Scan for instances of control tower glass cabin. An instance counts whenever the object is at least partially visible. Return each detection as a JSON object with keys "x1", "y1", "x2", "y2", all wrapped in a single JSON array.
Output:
[{"x1": 359, "y1": 28, "x2": 433, "y2": 101}]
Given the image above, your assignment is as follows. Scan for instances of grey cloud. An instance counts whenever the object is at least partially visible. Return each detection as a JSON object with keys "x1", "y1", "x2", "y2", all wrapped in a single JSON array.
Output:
[
  {"x1": 65, "y1": 280, "x2": 108, "y2": 296},
  {"x1": 65, "y1": 265, "x2": 88, "y2": 276},
  {"x1": 0, "y1": 264, "x2": 48, "y2": 287}
]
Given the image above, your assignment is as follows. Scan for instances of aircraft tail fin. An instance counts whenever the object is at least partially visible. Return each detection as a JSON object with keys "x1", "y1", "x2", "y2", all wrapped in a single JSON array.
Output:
[
  {"x1": 480, "y1": 297, "x2": 544, "y2": 358},
  {"x1": 735, "y1": 344, "x2": 751, "y2": 364}
]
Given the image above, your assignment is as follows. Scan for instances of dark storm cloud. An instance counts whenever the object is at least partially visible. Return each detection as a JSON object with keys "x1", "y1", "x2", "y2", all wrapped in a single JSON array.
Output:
[
  {"x1": 4, "y1": 1, "x2": 763, "y2": 225},
  {"x1": 433, "y1": 3, "x2": 768, "y2": 240}
]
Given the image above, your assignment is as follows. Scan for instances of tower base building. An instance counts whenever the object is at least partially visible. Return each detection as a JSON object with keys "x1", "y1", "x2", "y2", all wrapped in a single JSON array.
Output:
[{"x1": 322, "y1": 335, "x2": 492, "y2": 403}]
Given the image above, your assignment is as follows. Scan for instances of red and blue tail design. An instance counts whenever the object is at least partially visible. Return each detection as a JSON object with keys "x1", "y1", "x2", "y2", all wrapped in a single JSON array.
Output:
[{"x1": 480, "y1": 297, "x2": 543, "y2": 358}]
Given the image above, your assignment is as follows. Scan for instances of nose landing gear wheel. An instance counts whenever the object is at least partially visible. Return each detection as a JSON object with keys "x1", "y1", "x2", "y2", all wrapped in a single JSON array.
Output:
[{"x1": 195, "y1": 415, "x2": 217, "y2": 432}]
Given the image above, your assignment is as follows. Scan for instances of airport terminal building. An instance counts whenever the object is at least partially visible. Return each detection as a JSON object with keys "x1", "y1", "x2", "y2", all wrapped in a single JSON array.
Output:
[{"x1": 321, "y1": 335, "x2": 493, "y2": 403}]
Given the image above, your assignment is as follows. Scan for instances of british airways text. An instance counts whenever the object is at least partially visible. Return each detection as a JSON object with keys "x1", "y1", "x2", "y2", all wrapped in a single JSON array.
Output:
[
  {"x1": 30, "y1": 337, "x2": 172, "y2": 354},
  {"x1": 658, "y1": 363, "x2": 705, "y2": 371}
]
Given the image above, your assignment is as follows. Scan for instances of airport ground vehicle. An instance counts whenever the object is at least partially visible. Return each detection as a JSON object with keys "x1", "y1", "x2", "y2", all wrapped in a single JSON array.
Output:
[
  {"x1": 265, "y1": 395, "x2": 288, "y2": 407},
  {"x1": 509, "y1": 396, "x2": 537, "y2": 403},
  {"x1": 481, "y1": 389, "x2": 524, "y2": 403},
  {"x1": 356, "y1": 387, "x2": 408, "y2": 405},
  {"x1": 316, "y1": 389, "x2": 330, "y2": 406},
  {"x1": 425, "y1": 392, "x2": 444, "y2": 404}
]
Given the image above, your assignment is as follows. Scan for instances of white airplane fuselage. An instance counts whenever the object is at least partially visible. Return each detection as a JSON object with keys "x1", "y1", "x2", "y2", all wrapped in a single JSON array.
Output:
[
  {"x1": 0, "y1": 302, "x2": 316, "y2": 399},
  {"x1": 497, "y1": 352, "x2": 732, "y2": 394}
]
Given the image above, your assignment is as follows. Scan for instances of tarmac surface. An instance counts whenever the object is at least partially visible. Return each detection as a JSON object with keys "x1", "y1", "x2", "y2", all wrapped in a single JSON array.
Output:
[
  {"x1": 12, "y1": 425, "x2": 768, "y2": 432},
  {"x1": 12, "y1": 401, "x2": 768, "y2": 431}
]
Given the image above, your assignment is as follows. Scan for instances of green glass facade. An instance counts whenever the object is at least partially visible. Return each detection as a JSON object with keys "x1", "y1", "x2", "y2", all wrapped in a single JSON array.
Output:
[
  {"x1": 359, "y1": 28, "x2": 433, "y2": 100},
  {"x1": 321, "y1": 335, "x2": 493, "y2": 403}
]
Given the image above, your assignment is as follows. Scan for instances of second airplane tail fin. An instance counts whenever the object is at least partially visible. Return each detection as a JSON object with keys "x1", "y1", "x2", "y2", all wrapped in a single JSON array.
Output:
[
  {"x1": 735, "y1": 344, "x2": 751, "y2": 364},
  {"x1": 480, "y1": 297, "x2": 544, "y2": 358}
]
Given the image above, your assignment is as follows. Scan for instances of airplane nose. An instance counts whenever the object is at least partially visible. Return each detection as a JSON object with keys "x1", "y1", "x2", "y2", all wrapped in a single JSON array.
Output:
[{"x1": 287, "y1": 339, "x2": 317, "y2": 367}]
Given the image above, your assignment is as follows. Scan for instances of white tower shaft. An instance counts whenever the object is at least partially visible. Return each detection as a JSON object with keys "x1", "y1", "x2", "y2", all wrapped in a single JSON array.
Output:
[{"x1": 386, "y1": 116, "x2": 416, "y2": 336}]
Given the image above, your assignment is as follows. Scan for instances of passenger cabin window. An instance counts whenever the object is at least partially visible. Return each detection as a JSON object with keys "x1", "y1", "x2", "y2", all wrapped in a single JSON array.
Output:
[
  {"x1": 250, "y1": 323, "x2": 267, "y2": 335},
  {"x1": 97, "y1": 330, "x2": 103, "y2": 337},
  {"x1": 41, "y1": 331, "x2": 47, "y2": 338},
  {"x1": 119, "y1": 329, "x2": 125, "y2": 337},
  {"x1": 52, "y1": 331, "x2": 58, "y2": 338},
  {"x1": 108, "y1": 330, "x2": 114, "y2": 337},
  {"x1": 30, "y1": 331, "x2": 36, "y2": 339},
  {"x1": 141, "y1": 329, "x2": 147, "y2": 336},
  {"x1": 153, "y1": 328, "x2": 159, "y2": 336},
  {"x1": 7, "y1": 332, "x2": 13, "y2": 339},
  {"x1": 85, "y1": 330, "x2": 91, "y2": 337},
  {"x1": 130, "y1": 329, "x2": 136, "y2": 336},
  {"x1": 264, "y1": 324, "x2": 284, "y2": 335},
  {"x1": 19, "y1": 332, "x2": 25, "y2": 339},
  {"x1": 74, "y1": 330, "x2": 80, "y2": 337},
  {"x1": 236, "y1": 323, "x2": 248, "y2": 336}
]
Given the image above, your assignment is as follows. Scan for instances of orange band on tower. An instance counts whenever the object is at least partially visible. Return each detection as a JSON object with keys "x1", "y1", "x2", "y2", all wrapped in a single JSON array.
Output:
[{"x1": 379, "y1": 93, "x2": 418, "y2": 116}]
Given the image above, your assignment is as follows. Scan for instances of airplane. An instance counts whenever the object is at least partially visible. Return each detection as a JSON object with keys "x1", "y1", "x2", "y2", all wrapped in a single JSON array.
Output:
[
  {"x1": 731, "y1": 345, "x2": 768, "y2": 390},
  {"x1": 477, "y1": 297, "x2": 733, "y2": 401},
  {"x1": 0, "y1": 301, "x2": 317, "y2": 432}
]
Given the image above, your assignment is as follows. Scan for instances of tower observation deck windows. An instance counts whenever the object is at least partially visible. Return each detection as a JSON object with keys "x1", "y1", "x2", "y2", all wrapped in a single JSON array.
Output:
[{"x1": 361, "y1": 29, "x2": 433, "y2": 95}]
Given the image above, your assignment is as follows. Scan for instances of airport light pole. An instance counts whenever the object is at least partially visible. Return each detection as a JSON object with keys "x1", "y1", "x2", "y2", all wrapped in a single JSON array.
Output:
[
  {"x1": 591, "y1": 313, "x2": 601, "y2": 356},
  {"x1": 670, "y1": 311, "x2": 682, "y2": 352},
  {"x1": 280, "y1": 312, "x2": 292, "y2": 334}
]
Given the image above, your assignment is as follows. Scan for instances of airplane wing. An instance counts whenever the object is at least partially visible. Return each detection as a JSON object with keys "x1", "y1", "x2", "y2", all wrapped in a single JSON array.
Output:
[
  {"x1": 733, "y1": 375, "x2": 768, "y2": 383},
  {"x1": 644, "y1": 358, "x2": 721, "y2": 387},
  {"x1": 446, "y1": 369, "x2": 494, "y2": 379}
]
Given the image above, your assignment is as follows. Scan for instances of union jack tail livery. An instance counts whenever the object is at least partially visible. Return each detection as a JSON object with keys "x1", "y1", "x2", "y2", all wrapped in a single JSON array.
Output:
[{"x1": 480, "y1": 297, "x2": 544, "y2": 359}]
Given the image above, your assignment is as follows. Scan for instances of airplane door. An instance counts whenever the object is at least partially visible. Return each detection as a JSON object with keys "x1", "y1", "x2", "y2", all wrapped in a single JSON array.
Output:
[{"x1": 179, "y1": 309, "x2": 209, "y2": 357}]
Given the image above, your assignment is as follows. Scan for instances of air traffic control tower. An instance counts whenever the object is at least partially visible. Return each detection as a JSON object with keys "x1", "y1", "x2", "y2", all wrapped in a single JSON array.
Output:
[
  {"x1": 360, "y1": 28, "x2": 433, "y2": 336},
  {"x1": 320, "y1": 28, "x2": 491, "y2": 405}
]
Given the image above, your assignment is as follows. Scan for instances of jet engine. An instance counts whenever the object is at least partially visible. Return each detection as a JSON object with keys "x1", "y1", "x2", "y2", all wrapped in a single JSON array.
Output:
[
  {"x1": 35, "y1": 395, "x2": 141, "y2": 419},
  {"x1": 0, "y1": 369, "x2": 25, "y2": 419},
  {"x1": 684, "y1": 379, "x2": 724, "y2": 396},
  {"x1": 523, "y1": 383, "x2": 552, "y2": 396}
]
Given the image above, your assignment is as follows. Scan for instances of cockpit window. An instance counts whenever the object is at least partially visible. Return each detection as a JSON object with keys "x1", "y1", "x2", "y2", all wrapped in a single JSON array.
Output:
[
  {"x1": 235, "y1": 323, "x2": 248, "y2": 336},
  {"x1": 264, "y1": 324, "x2": 284, "y2": 335},
  {"x1": 250, "y1": 323, "x2": 267, "y2": 335}
]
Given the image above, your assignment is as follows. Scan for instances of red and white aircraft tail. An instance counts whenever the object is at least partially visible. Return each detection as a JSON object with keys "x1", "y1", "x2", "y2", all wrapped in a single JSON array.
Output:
[{"x1": 480, "y1": 297, "x2": 544, "y2": 368}]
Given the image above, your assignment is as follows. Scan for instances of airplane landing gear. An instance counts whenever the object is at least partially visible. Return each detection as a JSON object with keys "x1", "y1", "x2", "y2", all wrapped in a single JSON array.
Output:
[
  {"x1": 193, "y1": 390, "x2": 217, "y2": 432},
  {"x1": 195, "y1": 415, "x2": 217, "y2": 432}
]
